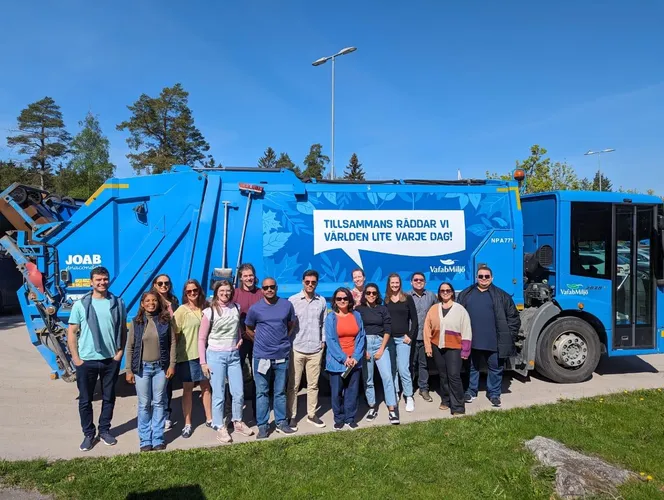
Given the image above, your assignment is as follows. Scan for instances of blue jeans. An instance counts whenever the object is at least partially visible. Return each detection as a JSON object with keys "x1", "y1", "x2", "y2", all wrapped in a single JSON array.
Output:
[
  {"x1": 135, "y1": 361, "x2": 167, "y2": 448},
  {"x1": 75, "y1": 358, "x2": 120, "y2": 438},
  {"x1": 329, "y1": 367, "x2": 361, "y2": 425},
  {"x1": 390, "y1": 336, "x2": 414, "y2": 398},
  {"x1": 466, "y1": 349, "x2": 504, "y2": 399},
  {"x1": 362, "y1": 335, "x2": 397, "y2": 408},
  {"x1": 207, "y1": 349, "x2": 244, "y2": 427},
  {"x1": 253, "y1": 357, "x2": 289, "y2": 429}
]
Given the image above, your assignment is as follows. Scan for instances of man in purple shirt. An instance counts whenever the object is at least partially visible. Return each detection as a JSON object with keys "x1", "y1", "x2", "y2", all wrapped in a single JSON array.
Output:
[{"x1": 245, "y1": 277, "x2": 296, "y2": 439}]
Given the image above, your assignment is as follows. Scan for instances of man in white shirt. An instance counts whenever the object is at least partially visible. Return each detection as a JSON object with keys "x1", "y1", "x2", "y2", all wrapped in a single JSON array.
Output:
[{"x1": 287, "y1": 269, "x2": 328, "y2": 429}]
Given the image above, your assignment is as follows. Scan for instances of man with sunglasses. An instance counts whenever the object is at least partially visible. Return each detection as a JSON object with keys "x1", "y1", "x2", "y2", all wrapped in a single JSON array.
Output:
[
  {"x1": 287, "y1": 270, "x2": 328, "y2": 430},
  {"x1": 408, "y1": 272, "x2": 438, "y2": 403},
  {"x1": 457, "y1": 265, "x2": 521, "y2": 407},
  {"x1": 244, "y1": 277, "x2": 297, "y2": 439}
]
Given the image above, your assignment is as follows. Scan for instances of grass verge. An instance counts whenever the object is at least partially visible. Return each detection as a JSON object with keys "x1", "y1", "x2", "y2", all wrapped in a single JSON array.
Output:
[{"x1": 2, "y1": 389, "x2": 664, "y2": 499}]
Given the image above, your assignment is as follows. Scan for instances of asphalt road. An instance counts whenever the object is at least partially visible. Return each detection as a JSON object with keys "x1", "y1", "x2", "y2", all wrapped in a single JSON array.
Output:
[{"x1": 1, "y1": 314, "x2": 663, "y2": 461}]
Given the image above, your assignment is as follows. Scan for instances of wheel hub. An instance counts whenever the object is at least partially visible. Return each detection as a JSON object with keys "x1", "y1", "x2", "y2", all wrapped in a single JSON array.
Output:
[{"x1": 552, "y1": 332, "x2": 588, "y2": 368}]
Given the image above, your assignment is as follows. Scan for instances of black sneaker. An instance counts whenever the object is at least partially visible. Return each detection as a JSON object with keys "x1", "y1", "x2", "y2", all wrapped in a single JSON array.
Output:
[
  {"x1": 79, "y1": 435, "x2": 96, "y2": 452},
  {"x1": 140, "y1": 445, "x2": 152, "y2": 452},
  {"x1": 419, "y1": 389, "x2": 433, "y2": 402},
  {"x1": 366, "y1": 408, "x2": 378, "y2": 421},
  {"x1": 490, "y1": 397, "x2": 502, "y2": 407},
  {"x1": 464, "y1": 393, "x2": 475, "y2": 404},
  {"x1": 153, "y1": 443, "x2": 166, "y2": 451},
  {"x1": 307, "y1": 416, "x2": 326, "y2": 428},
  {"x1": 333, "y1": 422, "x2": 344, "y2": 431},
  {"x1": 288, "y1": 419, "x2": 299, "y2": 431},
  {"x1": 388, "y1": 411, "x2": 400, "y2": 425},
  {"x1": 257, "y1": 426, "x2": 269, "y2": 440},
  {"x1": 181, "y1": 425, "x2": 192, "y2": 438},
  {"x1": 98, "y1": 432, "x2": 117, "y2": 446},
  {"x1": 346, "y1": 422, "x2": 359, "y2": 430},
  {"x1": 275, "y1": 423, "x2": 296, "y2": 435},
  {"x1": 205, "y1": 420, "x2": 218, "y2": 431}
]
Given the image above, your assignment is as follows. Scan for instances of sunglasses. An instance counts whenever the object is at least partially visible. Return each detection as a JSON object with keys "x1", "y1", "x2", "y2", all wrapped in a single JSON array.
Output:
[
  {"x1": 156, "y1": 281, "x2": 170, "y2": 287},
  {"x1": 477, "y1": 274, "x2": 491, "y2": 279},
  {"x1": 262, "y1": 285, "x2": 277, "y2": 291},
  {"x1": 412, "y1": 278, "x2": 424, "y2": 283},
  {"x1": 304, "y1": 280, "x2": 317, "y2": 285},
  {"x1": 335, "y1": 296, "x2": 349, "y2": 302},
  {"x1": 186, "y1": 289, "x2": 199, "y2": 295},
  {"x1": 440, "y1": 289, "x2": 453, "y2": 295},
  {"x1": 365, "y1": 291, "x2": 377, "y2": 296}
]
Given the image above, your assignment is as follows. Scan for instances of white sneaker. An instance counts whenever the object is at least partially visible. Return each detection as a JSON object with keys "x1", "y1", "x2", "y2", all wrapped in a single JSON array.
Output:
[
  {"x1": 165, "y1": 419, "x2": 173, "y2": 431},
  {"x1": 405, "y1": 396, "x2": 415, "y2": 412},
  {"x1": 216, "y1": 426, "x2": 232, "y2": 444}
]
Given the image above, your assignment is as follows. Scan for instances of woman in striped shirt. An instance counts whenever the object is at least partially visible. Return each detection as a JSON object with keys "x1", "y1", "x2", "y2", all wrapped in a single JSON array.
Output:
[{"x1": 199, "y1": 280, "x2": 254, "y2": 443}]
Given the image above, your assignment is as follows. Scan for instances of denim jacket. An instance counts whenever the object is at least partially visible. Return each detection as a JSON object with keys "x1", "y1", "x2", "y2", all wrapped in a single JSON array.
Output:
[{"x1": 324, "y1": 311, "x2": 366, "y2": 373}]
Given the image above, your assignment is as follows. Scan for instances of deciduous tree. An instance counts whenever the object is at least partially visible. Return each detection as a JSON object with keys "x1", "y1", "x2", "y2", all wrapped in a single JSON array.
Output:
[
  {"x1": 116, "y1": 83, "x2": 210, "y2": 174},
  {"x1": 6, "y1": 97, "x2": 71, "y2": 190}
]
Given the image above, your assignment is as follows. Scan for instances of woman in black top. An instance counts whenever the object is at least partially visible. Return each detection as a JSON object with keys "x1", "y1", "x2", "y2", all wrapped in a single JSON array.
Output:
[
  {"x1": 356, "y1": 284, "x2": 400, "y2": 424},
  {"x1": 385, "y1": 273, "x2": 418, "y2": 412}
]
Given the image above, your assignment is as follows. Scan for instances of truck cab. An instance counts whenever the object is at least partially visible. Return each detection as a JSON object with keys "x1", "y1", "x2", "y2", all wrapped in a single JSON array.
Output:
[{"x1": 519, "y1": 190, "x2": 664, "y2": 383}]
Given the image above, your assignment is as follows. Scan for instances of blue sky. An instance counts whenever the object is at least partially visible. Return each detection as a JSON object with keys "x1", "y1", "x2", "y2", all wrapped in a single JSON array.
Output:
[{"x1": 1, "y1": 0, "x2": 663, "y2": 193}]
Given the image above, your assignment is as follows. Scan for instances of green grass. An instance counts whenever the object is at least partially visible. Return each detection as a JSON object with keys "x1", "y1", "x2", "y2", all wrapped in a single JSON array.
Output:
[{"x1": 2, "y1": 389, "x2": 664, "y2": 499}]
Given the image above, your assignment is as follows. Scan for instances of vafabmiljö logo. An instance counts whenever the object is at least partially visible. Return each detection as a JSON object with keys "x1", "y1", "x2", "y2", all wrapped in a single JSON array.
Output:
[
  {"x1": 430, "y1": 259, "x2": 466, "y2": 274},
  {"x1": 559, "y1": 284, "x2": 589, "y2": 296}
]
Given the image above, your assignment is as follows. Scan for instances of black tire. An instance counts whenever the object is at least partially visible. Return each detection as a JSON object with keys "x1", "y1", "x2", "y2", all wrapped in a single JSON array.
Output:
[
  {"x1": 535, "y1": 317, "x2": 601, "y2": 383},
  {"x1": 10, "y1": 186, "x2": 28, "y2": 205}
]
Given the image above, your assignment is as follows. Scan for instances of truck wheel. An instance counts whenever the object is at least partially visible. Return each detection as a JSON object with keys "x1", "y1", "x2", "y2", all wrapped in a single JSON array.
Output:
[{"x1": 535, "y1": 317, "x2": 601, "y2": 383}]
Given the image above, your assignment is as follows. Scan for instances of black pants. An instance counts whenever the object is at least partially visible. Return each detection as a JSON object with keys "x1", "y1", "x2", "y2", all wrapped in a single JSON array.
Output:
[
  {"x1": 75, "y1": 358, "x2": 120, "y2": 437},
  {"x1": 240, "y1": 338, "x2": 257, "y2": 419},
  {"x1": 431, "y1": 346, "x2": 465, "y2": 414},
  {"x1": 411, "y1": 340, "x2": 431, "y2": 391}
]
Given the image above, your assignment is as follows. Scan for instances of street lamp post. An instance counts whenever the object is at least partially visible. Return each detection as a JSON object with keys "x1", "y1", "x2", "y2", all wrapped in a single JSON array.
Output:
[
  {"x1": 312, "y1": 46, "x2": 357, "y2": 180},
  {"x1": 584, "y1": 148, "x2": 615, "y2": 192}
]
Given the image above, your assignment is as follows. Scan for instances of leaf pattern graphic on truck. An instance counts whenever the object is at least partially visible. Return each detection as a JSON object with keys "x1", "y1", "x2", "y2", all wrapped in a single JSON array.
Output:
[{"x1": 262, "y1": 189, "x2": 514, "y2": 286}]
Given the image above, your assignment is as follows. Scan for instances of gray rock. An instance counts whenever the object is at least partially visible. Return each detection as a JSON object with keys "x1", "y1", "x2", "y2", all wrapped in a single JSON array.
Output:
[
  {"x1": 0, "y1": 488, "x2": 52, "y2": 500},
  {"x1": 525, "y1": 436, "x2": 637, "y2": 499}
]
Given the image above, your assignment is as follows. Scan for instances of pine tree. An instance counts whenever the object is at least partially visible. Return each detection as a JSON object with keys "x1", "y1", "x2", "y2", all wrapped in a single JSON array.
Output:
[
  {"x1": 592, "y1": 171, "x2": 613, "y2": 192},
  {"x1": 275, "y1": 152, "x2": 301, "y2": 176},
  {"x1": 301, "y1": 144, "x2": 329, "y2": 179},
  {"x1": 6, "y1": 97, "x2": 72, "y2": 190},
  {"x1": 343, "y1": 153, "x2": 365, "y2": 180},
  {"x1": 63, "y1": 112, "x2": 116, "y2": 199},
  {"x1": 116, "y1": 83, "x2": 210, "y2": 174},
  {"x1": 258, "y1": 147, "x2": 277, "y2": 168}
]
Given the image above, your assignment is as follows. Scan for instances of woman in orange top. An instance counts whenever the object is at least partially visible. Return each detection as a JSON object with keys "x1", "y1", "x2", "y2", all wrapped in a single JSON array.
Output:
[{"x1": 324, "y1": 287, "x2": 366, "y2": 430}]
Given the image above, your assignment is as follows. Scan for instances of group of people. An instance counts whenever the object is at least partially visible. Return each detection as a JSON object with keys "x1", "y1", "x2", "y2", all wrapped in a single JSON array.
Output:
[{"x1": 66, "y1": 262, "x2": 521, "y2": 453}]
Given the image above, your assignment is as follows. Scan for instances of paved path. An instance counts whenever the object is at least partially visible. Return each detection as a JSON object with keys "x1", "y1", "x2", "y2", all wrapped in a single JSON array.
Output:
[{"x1": 1, "y1": 315, "x2": 663, "y2": 461}]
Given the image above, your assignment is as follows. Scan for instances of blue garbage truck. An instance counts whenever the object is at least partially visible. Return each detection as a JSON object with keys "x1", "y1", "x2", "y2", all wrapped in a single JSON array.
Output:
[{"x1": 1, "y1": 166, "x2": 663, "y2": 384}]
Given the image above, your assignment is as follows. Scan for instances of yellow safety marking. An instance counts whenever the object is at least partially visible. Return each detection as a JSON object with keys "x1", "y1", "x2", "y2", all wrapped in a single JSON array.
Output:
[
  {"x1": 85, "y1": 183, "x2": 129, "y2": 206},
  {"x1": 497, "y1": 186, "x2": 522, "y2": 210},
  {"x1": 660, "y1": 329, "x2": 664, "y2": 338},
  {"x1": 516, "y1": 303, "x2": 524, "y2": 311}
]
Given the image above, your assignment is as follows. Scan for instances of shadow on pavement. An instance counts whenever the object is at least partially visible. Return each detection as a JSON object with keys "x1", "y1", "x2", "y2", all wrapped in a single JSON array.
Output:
[
  {"x1": 126, "y1": 484, "x2": 206, "y2": 500},
  {"x1": 595, "y1": 354, "x2": 659, "y2": 375},
  {"x1": 0, "y1": 314, "x2": 24, "y2": 330}
]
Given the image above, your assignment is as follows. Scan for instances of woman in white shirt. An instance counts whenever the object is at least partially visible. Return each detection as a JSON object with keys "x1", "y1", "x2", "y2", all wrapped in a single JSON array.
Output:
[{"x1": 199, "y1": 280, "x2": 254, "y2": 443}]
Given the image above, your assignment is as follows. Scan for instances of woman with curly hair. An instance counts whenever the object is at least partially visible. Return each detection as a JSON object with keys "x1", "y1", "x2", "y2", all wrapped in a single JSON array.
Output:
[{"x1": 125, "y1": 291, "x2": 176, "y2": 452}]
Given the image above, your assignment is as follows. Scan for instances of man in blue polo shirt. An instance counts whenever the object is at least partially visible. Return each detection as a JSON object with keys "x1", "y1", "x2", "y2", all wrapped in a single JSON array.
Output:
[{"x1": 245, "y1": 277, "x2": 297, "y2": 439}]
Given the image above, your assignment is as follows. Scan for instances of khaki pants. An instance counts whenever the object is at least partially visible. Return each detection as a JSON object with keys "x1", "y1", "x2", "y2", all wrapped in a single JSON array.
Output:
[{"x1": 287, "y1": 349, "x2": 323, "y2": 419}]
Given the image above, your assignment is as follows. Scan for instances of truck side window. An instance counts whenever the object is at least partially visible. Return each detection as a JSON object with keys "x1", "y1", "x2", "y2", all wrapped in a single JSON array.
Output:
[{"x1": 570, "y1": 202, "x2": 612, "y2": 279}]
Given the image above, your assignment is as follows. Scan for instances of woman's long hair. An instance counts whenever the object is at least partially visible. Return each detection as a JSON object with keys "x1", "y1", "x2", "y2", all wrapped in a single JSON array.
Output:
[
  {"x1": 210, "y1": 280, "x2": 235, "y2": 311},
  {"x1": 360, "y1": 282, "x2": 383, "y2": 306},
  {"x1": 385, "y1": 273, "x2": 407, "y2": 302},
  {"x1": 134, "y1": 291, "x2": 171, "y2": 325},
  {"x1": 152, "y1": 273, "x2": 179, "y2": 308},
  {"x1": 332, "y1": 287, "x2": 354, "y2": 313},
  {"x1": 180, "y1": 278, "x2": 208, "y2": 310}
]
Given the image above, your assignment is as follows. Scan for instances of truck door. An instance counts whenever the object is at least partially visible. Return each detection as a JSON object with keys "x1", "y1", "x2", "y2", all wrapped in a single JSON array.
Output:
[{"x1": 613, "y1": 205, "x2": 657, "y2": 349}]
